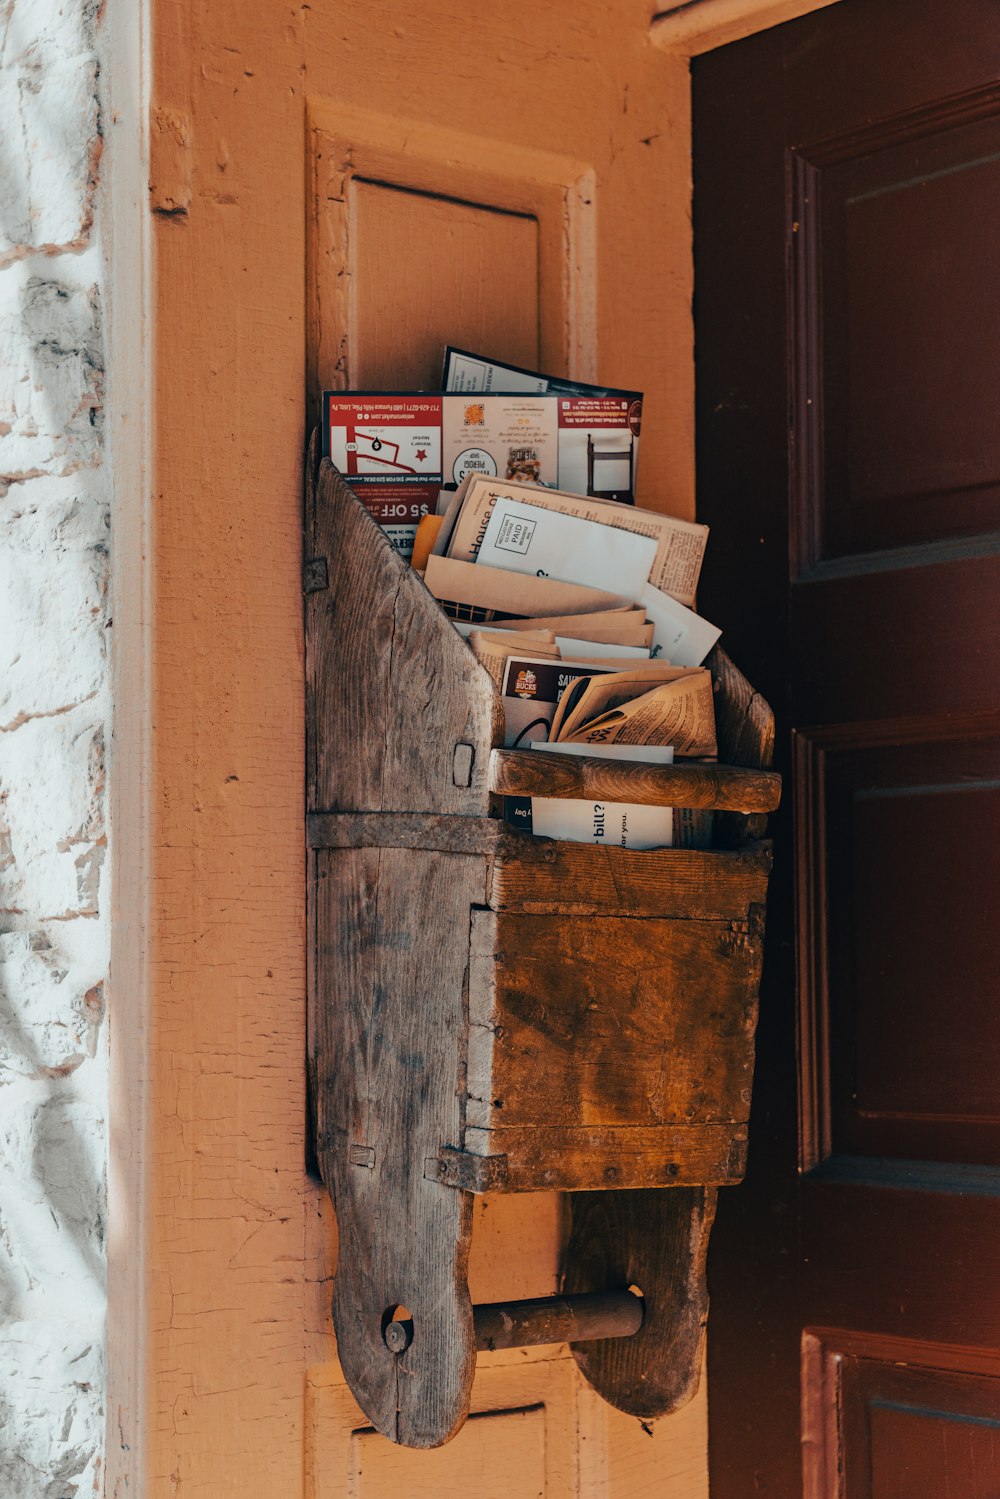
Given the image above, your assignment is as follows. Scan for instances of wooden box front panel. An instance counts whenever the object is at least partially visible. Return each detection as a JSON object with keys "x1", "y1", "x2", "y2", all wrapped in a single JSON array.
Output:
[{"x1": 466, "y1": 906, "x2": 763, "y2": 1190}]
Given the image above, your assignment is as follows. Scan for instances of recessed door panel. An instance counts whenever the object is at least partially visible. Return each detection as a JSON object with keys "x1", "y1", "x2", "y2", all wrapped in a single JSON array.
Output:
[
  {"x1": 798, "y1": 730, "x2": 1000, "y2": 1168},
  {"x1": 350, "y1": 180, "x2": 539, "y2": 390},
  {"x1": 306, "y1": 1359, "x2": 579, "y2": 1497},
  {"x1": 307, "y1": 99, "x2": 596, "y2": 416},
  {"x1": 792, "y1": 105, "x2": 1000, "y2": 566},
  {"x1": 804, "y1": 1333, "x2": 1000, "y2": 1499},
  {"x1": 350, "y1": 1407, "x2": 546, "y2": 1496}
]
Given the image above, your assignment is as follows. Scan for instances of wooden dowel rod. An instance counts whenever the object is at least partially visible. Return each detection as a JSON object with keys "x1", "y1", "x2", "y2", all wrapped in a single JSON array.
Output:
[
  {"x1": 473, "y1": 1290, "x2": 644, "y2": 1352},
  {"x1": 488, "y1": 748, "x2": 782, "y2": 813}
]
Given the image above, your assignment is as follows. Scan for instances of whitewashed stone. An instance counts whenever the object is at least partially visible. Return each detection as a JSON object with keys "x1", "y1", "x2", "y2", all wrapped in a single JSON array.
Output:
[
  {"x1": 0, "y1": 1325, "x2": 103, "y2": 1498},
  {"x1": 0, "y1": 1086, "x2": 107, "y2": 1497},
  {"x1": 0, "y1": 1079, "x2": 107, "y2": 1308},
  {"x1": 0, "y1": 932, "x2": 105, "y2": 1077},
  {"x1": 1, "y1": 0, "x2": 97, "y2": 70},
  {"x1": 0, "y1": 478, "x2": 108, "y2": 725},
  {"x1": 0, "y1": 706, "x2": 106, "y2": 918},
  {"x1": 0, "y1": 269, "x2": 104, "y2": 476},
  {"x1": 0, "y1": 0, "x2": 109, "y2": 1488},
  {"x1": 0, "y1": 0, "x2": 98, "y2": 261},
  {"x1": 31, "y1": 1093, "x2": 106, "y2": 1253}
]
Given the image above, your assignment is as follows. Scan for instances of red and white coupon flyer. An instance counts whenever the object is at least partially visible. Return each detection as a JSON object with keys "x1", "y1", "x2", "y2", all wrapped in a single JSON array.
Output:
[
  {"x1": 325, "y1": 394, "x2": 445, "y2": 557},
  {"x1": 323, "y1": 385, "x2": 645, "y2": 558}
]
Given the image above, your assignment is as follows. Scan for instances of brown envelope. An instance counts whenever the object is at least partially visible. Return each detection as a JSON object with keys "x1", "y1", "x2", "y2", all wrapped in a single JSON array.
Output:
[{"x1": 423, "y1": 554, "x2": 633, "y2": 622}]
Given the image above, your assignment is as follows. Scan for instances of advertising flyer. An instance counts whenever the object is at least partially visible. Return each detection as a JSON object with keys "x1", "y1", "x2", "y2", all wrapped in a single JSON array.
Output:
[{"x1": 323, "y1": 389, "x2": 642, "y2": 556}]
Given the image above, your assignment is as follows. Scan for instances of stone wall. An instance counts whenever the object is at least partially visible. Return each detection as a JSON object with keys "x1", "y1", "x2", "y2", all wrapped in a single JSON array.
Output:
[{"x1": 0, "y1": 1, "x2": 108, "y2": 1492}]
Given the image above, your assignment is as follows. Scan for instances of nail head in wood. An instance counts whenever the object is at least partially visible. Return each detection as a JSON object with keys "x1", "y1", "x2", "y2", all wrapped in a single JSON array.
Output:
[{"x1": 303, "y1": 555, "x2": 329, "y2": 593}]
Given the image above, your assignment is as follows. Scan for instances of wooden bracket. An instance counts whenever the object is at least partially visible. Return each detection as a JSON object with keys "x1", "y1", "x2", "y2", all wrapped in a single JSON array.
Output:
[{"x1": 305, "y1": 442, "x2": 776, "y2": 1447}]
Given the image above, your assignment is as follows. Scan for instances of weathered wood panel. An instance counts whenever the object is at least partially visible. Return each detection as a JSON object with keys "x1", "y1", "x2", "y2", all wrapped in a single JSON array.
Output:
[
  {"x1": 468, "y1": 910, "x2": 763, "y2": 1130},
  {"x1": 463, "y1": 1123, "x2": 747, "y2": 1192},
  {"x1": 306, "y1": 463, "x2": 500, "y2": 816},
  {"x1": 309, "y1": 809, "x2": 503, "y2": 856},
  {"x1": 313, "y1": 846, "x2": 487, "y2": 1446},
  {"x1": 707, "y1": 645, "x2": 777, "y2": 844},
  {"x1": 489, "y1": 747, "x2": 781, "y2": 812},
  {"x1": 309, "y1": 810, "x2": 771, "y2": 919},
  {"x1": 708, "y1": 646, "x2": 776, "y2": 770},
  {"x1": 306, "y1": 443, "x2": 775, "y2": 1447},
  {"x1": 489, "y1": 840, "x2": 771, "y2": 918},
  {"x1": 565, "y1": 1187, "x2": 717, "y2": 1419}
]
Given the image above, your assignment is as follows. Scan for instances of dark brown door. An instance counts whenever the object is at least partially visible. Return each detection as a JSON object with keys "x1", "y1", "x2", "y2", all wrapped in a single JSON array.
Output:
[{"x1": 693, "y1": 3, "x2": 1000, "y2": 1494}]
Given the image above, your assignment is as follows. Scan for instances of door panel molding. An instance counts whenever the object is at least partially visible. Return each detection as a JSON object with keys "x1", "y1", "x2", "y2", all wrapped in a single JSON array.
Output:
[
  {"x1": 306, "y1": 1355, "x2": 581, "y2": 1497},
  {"x1": 695, "y1": 4, "x2": 1000, "y2": 1494},
  {"x1": 789, "y1": 83, "x2": 1000, "y2": 575},
  {"x1": 306, "y1": 98, "x2": 597, "y2": 419},
  {"x1": 795, "y1": 720, "x2": 1000, "y2": 1173},
  {"x1": 650, "y1": 0, "x2": 840, "y2": 57},
  {"x1": 802, "y1": 1329, "x2": 1000, "y2": 1499}
]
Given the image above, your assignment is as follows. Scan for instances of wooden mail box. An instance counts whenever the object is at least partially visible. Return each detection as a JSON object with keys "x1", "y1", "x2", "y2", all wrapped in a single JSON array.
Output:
[{"x1": 305, "y1": 448, "x2": 779, "y2": 1447}]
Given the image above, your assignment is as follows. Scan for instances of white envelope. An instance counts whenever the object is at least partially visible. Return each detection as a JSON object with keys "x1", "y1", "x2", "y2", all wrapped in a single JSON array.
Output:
[
  {"x1": 641, "y1": 581, "x2": 721, "y2": 667},
  {"x1": 477, "y1": 498, "x2": 657, "y2": 600},
  {"x1": 555, "y1": 637, "x2": 650, "y2": 659}
]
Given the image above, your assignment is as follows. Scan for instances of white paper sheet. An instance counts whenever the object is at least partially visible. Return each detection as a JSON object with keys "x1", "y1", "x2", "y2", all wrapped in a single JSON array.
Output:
[
  {"x1": 641, "y1": 581, "x2": 721, "y2": 667},
  {"x1": 555, "y1": 637, "x2": 650, "y2": 659},
  {"x1": 476, "y1": 498, "x2": 657, "y2": 600}
]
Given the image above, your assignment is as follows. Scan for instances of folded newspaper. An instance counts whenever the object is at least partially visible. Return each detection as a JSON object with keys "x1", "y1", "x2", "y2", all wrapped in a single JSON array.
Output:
[
  {"x1": 421, "y1": 475, "x2": 720, "y2": 665},
  {"x1": 323, "y1": 376, "x2": 643, "y2": 557}
]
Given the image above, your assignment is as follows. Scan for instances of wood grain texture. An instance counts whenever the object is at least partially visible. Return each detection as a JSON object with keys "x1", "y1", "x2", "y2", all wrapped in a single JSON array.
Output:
[
  {"x1": 468, "y1": 910, "x2": 764, "y2": 1131},
  {"x1": 490, "y1": 747, "x2": 781, "y2": 811},
  {"x1": 705, "y1": 646, "x2": 777, "y2": 845},
  {"x1": 306, "y1": 461, "x2": 501, "y2": 815},
  {"x1": 314, "y1": 846, "x2": 486, "y2": 1446},
  {"x1": 473, "y1": 1291, "x2": 644, "y2": 1351},
  {"x1": 310, "y1": 810, "x2": 772, "y2": 917},
  {"x1": 143, "y1": 0, "x2": 311, "y2": 1489},
  {"x1": 463, "y1": 1124, "x2": 746, "y2": 1192},
  {"x1": 308, "y1": 810, "x2": 504, "y2": 856},
  {"x1": 708, "y1": 647, "x2": 776, "y2": 770},
  {"x1": 489, "y1": 840, "x2": 771, "y2": 918},
  {"x1": 565, "y1": 1188, "x2": 717, "y2": 1418}
]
